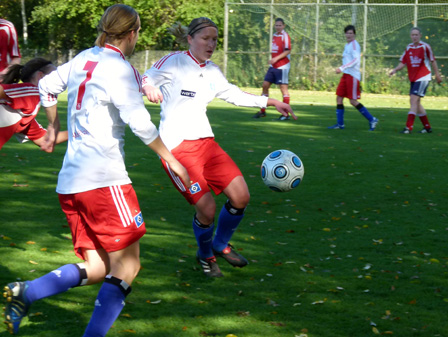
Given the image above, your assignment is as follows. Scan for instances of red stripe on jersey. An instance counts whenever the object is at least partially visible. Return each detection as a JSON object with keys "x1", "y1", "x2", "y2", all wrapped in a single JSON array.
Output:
[
  {"x1": 131, "y1": 65, "x2": 142, "y2": 93},
  {"x1": 154, "y1": 51, "x2": 182, "y2": 69},
  {"x1": 105, "y1": 44, "x2": 125, "y2": 60}
]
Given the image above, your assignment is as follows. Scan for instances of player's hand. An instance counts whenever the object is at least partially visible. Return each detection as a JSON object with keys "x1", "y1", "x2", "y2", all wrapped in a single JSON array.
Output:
[
  {"x1": 389, "y1": 69, "x2": 396, "y2": 76},
  {"x1": 435, "y1": 74, "x2": 442, "y2": 84},
  {"x1": 40, "y1": 124, "x2": 58, "y2": 153},
  {"x1": 335, "y1": 68, "x2": 342, "y2": 74},
  {"x1": 143, "y1": 85, "x2": 164, "y2": 104},
  {"x1": 167, "y1": 159, "x2": 191, "y2": 189},
  {"x1": 275, "y1": 101, "x2": 297, "y2": 120}
]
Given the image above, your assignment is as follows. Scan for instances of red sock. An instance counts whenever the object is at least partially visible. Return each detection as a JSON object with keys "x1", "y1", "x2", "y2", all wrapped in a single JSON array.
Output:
[
  {"x1": 419, "y1": 115, "x2": 431, "y2": 129},
  {"x1": 283, "y1": 96, "x2": 290, "y2": 105},
  {"x1": 406, "y1": 113, "x2": 416, "y2": 130}
]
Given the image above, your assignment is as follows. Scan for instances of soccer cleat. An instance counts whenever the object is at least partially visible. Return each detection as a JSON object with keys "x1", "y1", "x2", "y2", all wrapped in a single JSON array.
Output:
[
  {"x1": 400, "y1": 127, "x2": 411, "y2": 134},
  {"x1": 419, "y1": 128, "x2": 432, "y2": 134},
  {"x1": 277, "y1": 115, "x2": 290, "y2": 121},
  {"x1": 3, "y1": 282, "x2": 31, "y2": 334},
  {"x1": 196, "y1": 252, "x2": 223, "y2": 278},
  {"x1": 252, "y1": 111, "x2": 266, "y2": 118},
  {"x1": 327, "y1": 124, "x2": 345, "y2": 130},
  {"x1": 369, "y1": 117, "x2": 379, "y2": 131},
  {"x1": 213, "y1": 245, "x2": 249, "y2": 268}
]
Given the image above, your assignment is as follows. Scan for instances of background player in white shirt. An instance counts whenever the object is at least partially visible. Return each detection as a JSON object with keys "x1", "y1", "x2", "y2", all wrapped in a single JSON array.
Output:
[
  {"x1": 253, "y1": 18, "x2": 292, "y2": 120},
  {"x1": 328, "y1": 25, "x2": 379, "y2": 131},
  {"x1": 389, "y1": 27, "x2": 442, "y2": 134},
  {"x1": 3, "y1": 5, "x2": 190, "y2": 336},
  {"x1": 0, "y1": 57, "x2": 68, "y2": 149},
  {"x1": 142, "y1": 17, "x2": 295, "y2": 278}
]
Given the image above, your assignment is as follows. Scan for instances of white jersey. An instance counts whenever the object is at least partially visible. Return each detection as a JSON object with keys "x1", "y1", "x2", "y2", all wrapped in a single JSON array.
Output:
[
  {"x1": 340, "y1": 39, "x2": 361, "y2": 81},
  {"x1": 142, "y1": 51, "x2": 268, "y2": 151},
  {"x1": 39, "y1": 44, "x2": 159, "y2": 194}
]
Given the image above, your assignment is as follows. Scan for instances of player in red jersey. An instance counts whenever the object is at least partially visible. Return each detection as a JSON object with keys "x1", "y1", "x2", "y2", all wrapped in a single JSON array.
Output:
[
  {"x1": 0, "y1": 18, "x2": 21, "y2": 79},
  {"x1": 253, "y1": 18, "x2": 292, "y2": 120},
  {"x1": 389, "y1": 27, "x2": 442, "y2": 134},
  {"x1": 0, "y1": 57, "x2": 68, "y2": 150}
]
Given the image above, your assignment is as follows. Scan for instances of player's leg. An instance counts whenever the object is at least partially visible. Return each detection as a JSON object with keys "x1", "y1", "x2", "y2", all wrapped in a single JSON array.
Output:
[
  {"x1": 417, "y1": 103, "x2": 432, "y2": 133},
  {"x1": 349, "y1": 99, "x2": 378, "y2": 131},
  {"x1": 83, "y1": 241, "x2": 140, "y2": 337},
  {"x1": 160, "y1": 140, "x2": 222, "y2": 277},
  {"x1": 413, "y1": 81, "x2": 431, "y2": 133},
  {"x1": 402, "y1": 94, "x2": 420, "y2": 133},
  {"x1": 253, "y1": 68, "x2": 274, "y2": 118},
  {"x1": 211, "y1": 176, "x2": 249, "y2": 268},
  {"x1": 329, "y1": 76, "x2": 347, "y2": 129},
  {"x1": 253, "y1": 81, "x2": 271, "y2": 118},
  {"x1": 277, "y1": 83, "x2": 290, "y2": 120}
]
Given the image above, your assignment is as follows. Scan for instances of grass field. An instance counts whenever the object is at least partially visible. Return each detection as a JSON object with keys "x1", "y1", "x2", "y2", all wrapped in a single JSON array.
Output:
[{"x1": 1, "y1": 90, "x2": 447, "y2": 337}]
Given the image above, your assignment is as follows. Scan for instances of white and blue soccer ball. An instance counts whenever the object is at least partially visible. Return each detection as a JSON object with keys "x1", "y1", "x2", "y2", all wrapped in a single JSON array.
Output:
[{"x1": 261, "y1": 149, "x2": 304, "y2": 192}]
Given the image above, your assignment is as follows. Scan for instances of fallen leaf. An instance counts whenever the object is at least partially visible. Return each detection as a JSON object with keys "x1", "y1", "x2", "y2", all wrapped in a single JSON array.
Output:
[
  {"x1": 26, "y1": 241, "x2": 35, "y2": 245},
  {"x1": 121, "y1": 313, "x2": 132, "y2": 318},
  {"x1": 29, "y1": 260, "x2": 38, "y2": 265}
]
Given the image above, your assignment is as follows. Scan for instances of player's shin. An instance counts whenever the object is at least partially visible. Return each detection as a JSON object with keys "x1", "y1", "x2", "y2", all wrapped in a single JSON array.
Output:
[{"x1": 213, "y1": 200, "x2": 245, "y2": 252}]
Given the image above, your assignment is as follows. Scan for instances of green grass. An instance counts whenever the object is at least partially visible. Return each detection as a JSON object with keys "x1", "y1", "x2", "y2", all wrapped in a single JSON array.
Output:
[{"x1": 1, "y1": 90, "x2": 447, "y2": 337}]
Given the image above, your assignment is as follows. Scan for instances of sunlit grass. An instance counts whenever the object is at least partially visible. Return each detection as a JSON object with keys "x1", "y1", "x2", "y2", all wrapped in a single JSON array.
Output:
[{"x1": 1, "y1": 90, "x2": 447, "y2": 336}]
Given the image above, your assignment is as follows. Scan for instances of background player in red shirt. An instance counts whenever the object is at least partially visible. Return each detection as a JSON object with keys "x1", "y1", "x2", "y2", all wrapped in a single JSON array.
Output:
[
  {"x1": 0, "y1": 18, "x2": 21, "y2": 80},
  {"x1": 253, "y1": 18, "x2": 292, "y2": 120},
  {"x1": 0, "y1": 57, "x2": 68, "y2": 149},
  {"x1": 389, "y1": 27, "x2": 442, "y2": 134}
]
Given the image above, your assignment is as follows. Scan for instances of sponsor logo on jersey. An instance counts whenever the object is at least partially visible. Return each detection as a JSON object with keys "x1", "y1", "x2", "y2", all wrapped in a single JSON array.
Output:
[
  {"x1": 181, "y1": 90, "x2": 196, "y2": 98},
  {"x1": 134, "y1": 212, "x2": 144, "y2": 228},
  {"x1": 410, "y1": 55, "x2": 422, "y2": 67},
  {"x1": 189, "y1": 182, "x2": 201, "y2": 194}
]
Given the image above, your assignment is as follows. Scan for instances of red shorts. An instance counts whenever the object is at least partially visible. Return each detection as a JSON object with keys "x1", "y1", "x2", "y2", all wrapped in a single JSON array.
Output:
[
  {"x1": 161, "y1": 138, "x2": 243, "y2": 205},
  {"x1": 58, "y1": 184, "x2": 146, "y2": 260},
  {"x1": 0, "y1": 119, "x2": 46, "y2": 149},
  {"x1": 336, "y1": 73, "x2": 361, "y2": 100}
]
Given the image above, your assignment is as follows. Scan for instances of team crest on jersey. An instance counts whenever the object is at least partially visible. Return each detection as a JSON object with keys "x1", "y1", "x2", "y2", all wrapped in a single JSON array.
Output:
[
  {"x1": 189, "y1": 182, "x2": 201, "y2": 194},
  {"x1": 181, "y1": 90, "x2": 196, "y2": 98},
  {"x1": 134, "y1": 212, "x2": 144, "y2": 228}
]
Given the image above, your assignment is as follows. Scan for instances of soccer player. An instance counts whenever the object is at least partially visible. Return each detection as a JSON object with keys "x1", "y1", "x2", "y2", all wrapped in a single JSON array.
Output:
[
  {"x1": 0, "y1": 18, "x2": 21, "y2": 80},
  {"x1": 328, "y1": 25, "x2": 379, "y2": 131},
  {"x1": 0, "y1": 57, "x2": 68, "y2": 150},
  {"x1": 253, "y1": 18, "x2": 292, "y2": 120},
  {"x1": 389, "y1": 27, "x2": 442, "y2": 134},
  {"x1": 3, "y1": 5, "x2": 190, "y2": 336},
  {"x1": 142, "y1": 18, "x2": 295, "y2": 277}
]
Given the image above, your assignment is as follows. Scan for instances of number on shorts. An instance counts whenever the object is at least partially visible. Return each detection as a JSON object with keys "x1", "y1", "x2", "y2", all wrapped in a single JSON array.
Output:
[{"x1": 76, "y1": 61, "x2": 98, "y2": 110}]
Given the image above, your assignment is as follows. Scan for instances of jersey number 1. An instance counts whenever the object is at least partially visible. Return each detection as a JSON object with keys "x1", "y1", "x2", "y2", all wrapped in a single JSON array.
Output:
[{"x1": 76, "y1": 61, "x2": 98, "y2": 110}]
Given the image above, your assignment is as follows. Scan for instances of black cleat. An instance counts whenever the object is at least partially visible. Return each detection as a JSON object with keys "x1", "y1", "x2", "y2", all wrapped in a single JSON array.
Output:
[
  {"x1": 252, "y1": 111, "x2": 266, "y2": 118},
  {"x1": 213, "y1": 244, "x2": 248, "y2": 268},
  {"x1": 419, "y1": 128, "x2": 432, "y2": 133},
  {"x1": 196, "y1": 252, "x2": 223, "y2": 278}
]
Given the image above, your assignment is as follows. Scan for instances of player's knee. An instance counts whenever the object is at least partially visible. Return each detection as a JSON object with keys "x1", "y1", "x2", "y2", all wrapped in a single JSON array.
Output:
[
  {"x1": 349, "y1": 99, "x2": 358, "y2": 106},
  {"x1": 230, "y1": 192, "x2": 250, "y2": 209}
]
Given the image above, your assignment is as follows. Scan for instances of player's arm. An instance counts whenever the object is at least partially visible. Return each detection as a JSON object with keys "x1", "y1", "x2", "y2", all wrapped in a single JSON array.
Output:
[
  {"x1": 430, "y1": 60, "x2": 442, "y2": 84},
  {"x1": 39, "y1": 104, "x2": 61, "y2": 153},
  {"x1": 147, "y1": 136, "x2": 191, "y2": 189},
  {"x1": 269, "y1": 49, "x2": 290, "y2": 65},
  {"x1": 389, "y1": 62, "x2": 406, "y2": 76}
]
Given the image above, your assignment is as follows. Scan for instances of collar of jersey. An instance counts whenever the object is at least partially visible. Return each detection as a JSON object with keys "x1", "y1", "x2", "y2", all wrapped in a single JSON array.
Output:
[
  {"x1": 187, "y1": 50, "x2": 207, "y2": 68},
  {"x1": 105, "y1": 44, "x2": 125, "y2": 60},
  {"x1": 274, "y1": 30, "x2": 285, "y2": 36}
]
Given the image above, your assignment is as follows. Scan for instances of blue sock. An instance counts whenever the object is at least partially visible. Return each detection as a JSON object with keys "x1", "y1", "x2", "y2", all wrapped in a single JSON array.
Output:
[
  {"x1": 25, "y1": 264, "x2": 86, "y2": 303},
  {"x1": 356, "y1": 103, "x2": 373, "y2": 121},
  {"x1": 193, "y1": 215, "x2": 214, "y2": 258},
  {"x1": 213, "y1": 201, "x2": 245, "y2": 252},
  {"x1": 336, "y1": 104, "x2": 344, "y2": 125},
  {"x1": 83, "y1": 276, "x2": 131, "y2": 337}
]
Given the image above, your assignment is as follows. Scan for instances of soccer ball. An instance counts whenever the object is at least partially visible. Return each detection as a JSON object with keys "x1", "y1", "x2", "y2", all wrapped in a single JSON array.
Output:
[{"x1": 261, "y1": 149, "x2": 304, "y2": 192}]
